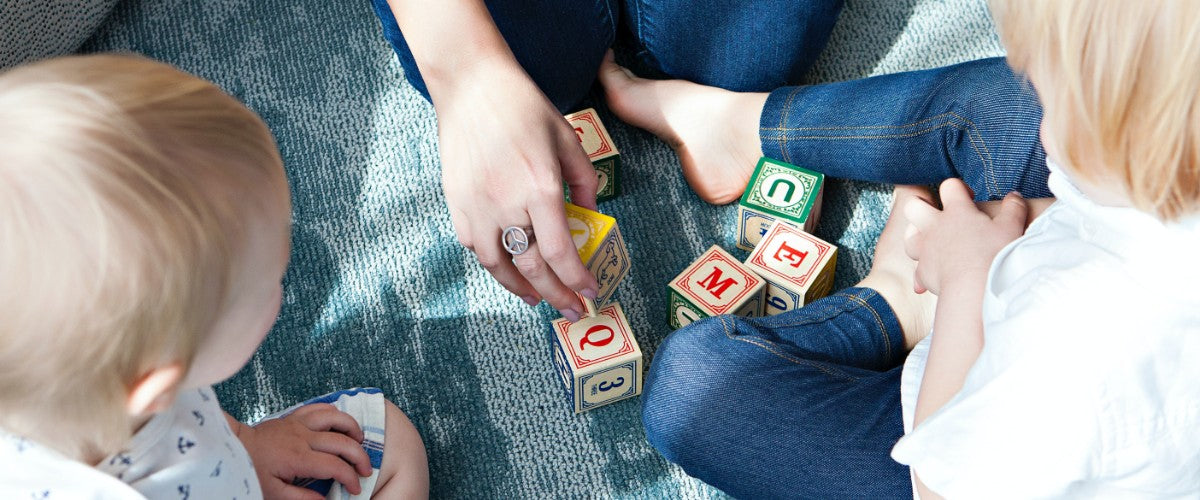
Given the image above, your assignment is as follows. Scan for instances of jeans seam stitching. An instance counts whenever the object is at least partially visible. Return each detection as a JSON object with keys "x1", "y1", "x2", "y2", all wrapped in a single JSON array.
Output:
[
  {"x1": 776, "y1": 87, "x2": 803, "y2": 163},
  {"x1": 760, "y1": 110, "x2": 1000, "y2": 197},
  {"x1": 760, "y1": 111, "x2": 962, "y2": 132},
  {"x1": 632, "y1": 0, "x2": 667, "y2": 83},
  {"x1": 955, "y1": 112, "x2": 1000, "y2": 197},
  {"x1": 720, "y1": 314, "x2": 859, "y2": 382},
  {"x1": 918, "y1": 70, "x2": 1000, "y2": 197},
  {"x1": 766, "y1": 291, "x2": 869, "y2": 328},
  {"x1": 761, "y1": 122, "x2": 959, "y2": 140},
  {"x1": 601, "y1": 0, "x2": 616, "y2": 47},
  {"x1": 841, "y1": 290, "x2": 893, "y2": 362}
]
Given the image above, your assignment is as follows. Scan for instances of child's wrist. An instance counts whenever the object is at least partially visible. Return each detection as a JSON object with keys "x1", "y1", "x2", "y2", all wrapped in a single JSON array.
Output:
[{"x1": 938, "y1": 266, "x2": 989, "y2": 296}]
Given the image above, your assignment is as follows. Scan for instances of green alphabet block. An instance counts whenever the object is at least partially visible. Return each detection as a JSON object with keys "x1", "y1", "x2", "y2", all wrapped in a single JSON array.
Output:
[{"x1": 736, "y1": 157, "x2": 824, "y2": 251}]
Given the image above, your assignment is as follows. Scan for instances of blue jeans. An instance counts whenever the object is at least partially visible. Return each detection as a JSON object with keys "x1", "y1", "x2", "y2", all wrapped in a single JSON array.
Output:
[
  {"x1": 761, "y1": 57, "x2": 1050, "y2": 201},
  {"x1": 643, "y1": 288, "x2": 911, "y2": 498},
  {"x1": 369, "y1": 0, "x2": 844, "y2": 111},
  {"x1": 370, "y1": 1, "x2": 1047, "y2": 201}
]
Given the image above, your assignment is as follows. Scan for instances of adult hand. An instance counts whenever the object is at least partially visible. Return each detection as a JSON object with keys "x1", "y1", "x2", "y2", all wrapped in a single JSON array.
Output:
[
  {"x1": 435, "y1": 59, "x2": 600, "y2": 320},
  {"x1": 232, "y1": 405, "x2": 372, "y2": 500},
  {"x1": 903, "y1": 179, "x2": 1028, "y2": 295}
]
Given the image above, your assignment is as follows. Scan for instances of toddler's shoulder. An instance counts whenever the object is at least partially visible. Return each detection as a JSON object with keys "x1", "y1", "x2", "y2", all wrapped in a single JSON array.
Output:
[{"x1": 0, "y1": 431, "x2": 143, "y2": 499}]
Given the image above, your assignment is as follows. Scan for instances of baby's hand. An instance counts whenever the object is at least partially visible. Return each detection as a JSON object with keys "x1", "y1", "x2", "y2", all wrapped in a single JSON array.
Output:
[
  {"x1": 903, "y1": 179, "x2": 1028, "y2": 295},
  {"x1": 234, "y1": 404, "x2": 372, "y2": 500}
]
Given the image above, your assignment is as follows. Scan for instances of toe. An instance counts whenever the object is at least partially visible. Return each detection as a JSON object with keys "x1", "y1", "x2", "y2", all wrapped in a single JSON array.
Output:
[
  {"x1": 597, "y1": 51, "x2": 645, "y2": 128},
  {"x1": 597, "y1": 50, "x2": 635, "y2": 99}
]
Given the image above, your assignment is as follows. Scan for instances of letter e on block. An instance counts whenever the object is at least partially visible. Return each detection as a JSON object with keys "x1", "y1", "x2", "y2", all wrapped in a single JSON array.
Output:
[{"x1": 744, "y1": 221, "x2": 837, "y2": 315}]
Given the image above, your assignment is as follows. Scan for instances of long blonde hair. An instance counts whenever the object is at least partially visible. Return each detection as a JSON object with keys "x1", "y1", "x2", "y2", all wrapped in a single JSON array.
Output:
[
  {"x1": 0, "y1": 54, "x2": 286, "y2": 461},
  {"x1": 990, "y1": 0, "x2": 1200, "y2": 220}
]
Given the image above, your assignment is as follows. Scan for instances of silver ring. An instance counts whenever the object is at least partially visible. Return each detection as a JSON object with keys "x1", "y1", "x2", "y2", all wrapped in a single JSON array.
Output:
[{"x1": 502, "y1": 226, "x2": 534, "y2": 255}]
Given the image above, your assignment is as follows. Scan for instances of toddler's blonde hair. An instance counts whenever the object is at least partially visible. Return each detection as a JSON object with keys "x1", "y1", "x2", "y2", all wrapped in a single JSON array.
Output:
[
  {"x1": 0, "y1": 54, "x2": 287, "y2": 461},
  {"x1": 990, "y1": 0, "x2": 1200, "y2": 220}
]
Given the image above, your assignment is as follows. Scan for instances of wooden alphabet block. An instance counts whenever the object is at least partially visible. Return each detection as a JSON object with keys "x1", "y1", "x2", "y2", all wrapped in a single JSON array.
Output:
[
  {"x1": 666, "y1": 245, "x2": 766, "y2": 330},
  {"x1": 550, "y1": 302, "x2": 643, "y2": 413},
  {"x1": 565, "y1": 108, "x2": 621, "y2": 202},
  {"x1": 744, "y1": 220, "x2": 837, "y2": 315},
  {"x1": 736, "y1": 157, "x2": 824, "y2": 251},
  {"x1": 565, "y1": 203, "x2": 629, "y2": 305}
]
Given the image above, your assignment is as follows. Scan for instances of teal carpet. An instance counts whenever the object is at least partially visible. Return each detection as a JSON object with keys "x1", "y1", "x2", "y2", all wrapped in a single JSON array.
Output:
[{"x1": 81, "y1": 0, "x2": 1004, "y2": 497}]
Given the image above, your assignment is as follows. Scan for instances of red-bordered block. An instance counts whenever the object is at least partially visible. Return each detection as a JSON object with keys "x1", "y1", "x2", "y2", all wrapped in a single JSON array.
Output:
[
  {"x1": 564, "y1": 108, "x2": 621, "y2": 202},
  {"x1": 744, "y1": 220, "x2": 838, "y2": 315},
  {"x1": 565, "y1": 108, "x2": 617, "y2": 161},
  {"x1": 666, "y1": 245, "x2": 765, "y2": 329},
  {"x1": 550, "y1": 302, "x2": 643, "y2": 413}
]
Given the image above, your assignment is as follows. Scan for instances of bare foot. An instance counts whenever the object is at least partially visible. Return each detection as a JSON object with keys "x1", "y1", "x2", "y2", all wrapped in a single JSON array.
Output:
[
  {"x1": 858, "y1": 185, "x2": 939, "y2": 350},
  {"x1": 597, "y1": 51, "x2": 768, "y2": 205}
]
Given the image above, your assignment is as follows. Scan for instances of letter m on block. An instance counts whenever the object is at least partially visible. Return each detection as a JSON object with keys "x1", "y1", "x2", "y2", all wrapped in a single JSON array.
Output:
[{"x1": 696, "y1": 267, "x2": 739, "y2": 300}]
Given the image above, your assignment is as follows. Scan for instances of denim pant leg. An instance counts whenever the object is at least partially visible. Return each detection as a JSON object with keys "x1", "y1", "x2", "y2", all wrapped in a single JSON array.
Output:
[
  {"x1": 369, "y1": 0, "x2": 617, "y2": 112},
  {"x1": 643, "y1": 287, "x2": 911, "y2": 499},
  {"x1": 760, "y1": 57, "x2": 1050, "y2": 201},
  {"x1": 621, "y1": 0, "x2": 844, "y2": 91}
]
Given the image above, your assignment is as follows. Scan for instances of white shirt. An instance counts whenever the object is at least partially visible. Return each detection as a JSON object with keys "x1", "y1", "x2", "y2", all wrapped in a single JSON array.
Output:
[
  {"x1": 1, "y1": 386, "x2": 262, "y2": 499},
  {"x1": 892, "y1": 161, "x2": 1200, "y2": 498}
]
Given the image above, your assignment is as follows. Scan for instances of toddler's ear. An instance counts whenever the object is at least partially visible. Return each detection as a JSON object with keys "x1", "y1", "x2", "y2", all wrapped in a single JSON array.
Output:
[{"x1": 126, "y1": 363, "x2": 186, "y2": 417}]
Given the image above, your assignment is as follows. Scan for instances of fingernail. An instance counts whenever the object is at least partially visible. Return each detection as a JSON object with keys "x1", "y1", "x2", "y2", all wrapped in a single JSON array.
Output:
[
  {"x1": 581, "y1": 288, "x2": 598, "y2": 300},
  {"x1": 521, "y1": 295, "x2": 539, "y2": 306},
  {"x1": 560, "y1": 308, "x2": 581, "y2": 323}
]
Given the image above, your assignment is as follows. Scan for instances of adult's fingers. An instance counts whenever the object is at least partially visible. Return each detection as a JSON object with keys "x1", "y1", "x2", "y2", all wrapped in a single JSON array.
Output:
[
  {"x1": 527, "y1": 197, "x2": 599, "y2": 297},
  {"x1": 511, "y1": 239, "x2": 583, "y2": 322},
  {"x1": 308, "y1": 432, "x2": 372, "y2": 477},
  {"x1": 473, "y1": 223, "x2": 540, "y2": 305},
  {"x1": 448, "y1": 204, "x2": 474, "y2": 251},
  {"x1": 559, "y1": 134, "x2": 599, "y2": 211},
  {"x1": 497, "y1": 198, "x2": 587, "y2": 320}
]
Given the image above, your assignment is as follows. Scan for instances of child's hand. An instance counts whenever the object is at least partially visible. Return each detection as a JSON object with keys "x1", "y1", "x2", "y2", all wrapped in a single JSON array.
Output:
[
  {"x1": 233, "y1": 404, "x2": 373, "y2": 500},
  {"x1": 904, "y1": 179, "x2": 1028, "y2": 295}
]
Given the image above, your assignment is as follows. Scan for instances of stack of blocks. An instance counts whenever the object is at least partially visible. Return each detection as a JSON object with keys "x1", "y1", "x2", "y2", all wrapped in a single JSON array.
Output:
[
  {"x1": 550, "y1": 203, "x2": 639, "y2": 413},
  {"x1": 668, "y1": 157, "x2": 839, "y2": 329},
  {"x1": 546, "y1": 109, "x2": 639, "y2": 413},
  {"x1": 564, "y1": 108, "x2": 621, "y2": 203}
]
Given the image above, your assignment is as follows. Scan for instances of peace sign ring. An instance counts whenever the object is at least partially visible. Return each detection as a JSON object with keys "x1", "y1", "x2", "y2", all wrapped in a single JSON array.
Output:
[{"x1": 502, "y1": 226, "x2": 535, "y2": 255}]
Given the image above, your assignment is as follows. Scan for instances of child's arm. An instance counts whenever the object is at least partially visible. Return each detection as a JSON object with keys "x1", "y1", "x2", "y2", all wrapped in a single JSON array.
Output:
[
  {"x1": 224, "y1": 406, "x2": 373, "y2": 500},
  {"x1": 903, "y1": 179, "x2": 1030, "y2": 499}
]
